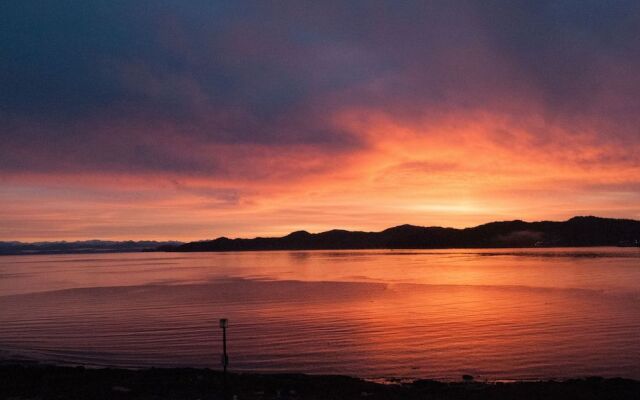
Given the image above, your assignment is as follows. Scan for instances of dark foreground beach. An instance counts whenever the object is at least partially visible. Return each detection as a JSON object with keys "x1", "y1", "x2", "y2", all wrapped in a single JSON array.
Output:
[{"x1": 2, "y1": 364, "x2": 639, "y2": 400}]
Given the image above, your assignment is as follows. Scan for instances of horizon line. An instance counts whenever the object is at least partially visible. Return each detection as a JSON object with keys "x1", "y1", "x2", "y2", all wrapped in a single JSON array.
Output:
[{"x1": 3, "y1": 215, "x2": 636, "y2": 244}]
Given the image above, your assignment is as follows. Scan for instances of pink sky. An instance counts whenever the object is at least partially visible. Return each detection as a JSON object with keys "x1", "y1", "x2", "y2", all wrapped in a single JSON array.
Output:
[{"x1": 2, "y1": 1, "x2": 640, "y2": 241}]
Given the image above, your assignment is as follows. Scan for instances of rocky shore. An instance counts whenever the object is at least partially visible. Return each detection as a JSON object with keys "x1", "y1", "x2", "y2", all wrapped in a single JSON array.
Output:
[{"x1": 1, "y1": 364, "x2": 639, "y2": 399}]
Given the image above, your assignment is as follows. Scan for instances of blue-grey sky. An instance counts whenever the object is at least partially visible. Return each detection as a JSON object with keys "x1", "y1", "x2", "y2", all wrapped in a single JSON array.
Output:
[{"x1": 2, "y1": 1, "x2": 640, "y2": 240}]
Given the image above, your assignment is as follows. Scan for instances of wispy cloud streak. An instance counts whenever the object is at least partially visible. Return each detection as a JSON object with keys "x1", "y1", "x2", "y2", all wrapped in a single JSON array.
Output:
[{"x1": 1, "y1": 1, "x2": 640, "y2": 240}]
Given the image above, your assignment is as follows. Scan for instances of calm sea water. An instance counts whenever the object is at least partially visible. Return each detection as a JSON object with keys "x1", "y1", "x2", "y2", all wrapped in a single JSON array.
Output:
[{"x1": 1, "y1": 248, "x2": 639, "y2": 381}]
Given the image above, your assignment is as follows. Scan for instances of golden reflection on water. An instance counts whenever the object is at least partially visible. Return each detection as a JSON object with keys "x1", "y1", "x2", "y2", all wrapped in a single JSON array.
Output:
[{"x1": 0, "y1": 248, "x2": 639, "y2": 380}]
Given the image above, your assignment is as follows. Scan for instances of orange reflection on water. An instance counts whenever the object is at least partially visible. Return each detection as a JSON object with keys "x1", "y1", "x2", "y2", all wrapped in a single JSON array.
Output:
[{"x1": 1, "y1": 249, "x2": 639, "y2": 380}]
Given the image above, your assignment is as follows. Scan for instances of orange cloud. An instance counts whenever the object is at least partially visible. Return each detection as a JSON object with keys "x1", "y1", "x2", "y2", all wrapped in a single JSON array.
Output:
[{"x1": 3, "y1": 2, "x2": 640, "y2": 240}]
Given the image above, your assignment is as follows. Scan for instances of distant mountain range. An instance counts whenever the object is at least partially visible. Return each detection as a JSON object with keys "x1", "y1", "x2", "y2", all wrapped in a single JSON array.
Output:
[
  {"x1": 3, "y1": 217, "x2": 639, "y2": 256},
  {"x1": 170, "y1": 217, "x2": 640, "y2": 252},
  {"x1": 0, "y1": 240, "x2": 183, "y2": 256}
]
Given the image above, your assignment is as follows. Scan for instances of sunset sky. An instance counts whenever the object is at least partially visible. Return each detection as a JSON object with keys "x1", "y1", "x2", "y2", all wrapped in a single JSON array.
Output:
[{"x1": 2, "y1": 1, "x2": 640, "y2": 241}]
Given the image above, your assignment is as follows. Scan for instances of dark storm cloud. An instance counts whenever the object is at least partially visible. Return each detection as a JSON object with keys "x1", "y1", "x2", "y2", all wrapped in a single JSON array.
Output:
[
  {"x1": 1, "y1": 0, "x2": 639, "y2": 177},
  {"x1": 476, "y1": 0, "x2": 640, "y2": 119}
]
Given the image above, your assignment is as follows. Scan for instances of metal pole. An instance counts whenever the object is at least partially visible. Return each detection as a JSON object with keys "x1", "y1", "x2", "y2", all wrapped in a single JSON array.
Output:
[
  {"x1": 222, "y1": 324, "x2": 228, "y2": 373},
  {"x1": 220, "y1": 319, "x2": 229, "y2": 400}
]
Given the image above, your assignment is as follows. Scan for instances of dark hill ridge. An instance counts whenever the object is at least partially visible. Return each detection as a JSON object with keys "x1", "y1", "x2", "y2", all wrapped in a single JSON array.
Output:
[{"x1": 171, "y1": 216, "x2": 640, "y2": 252}]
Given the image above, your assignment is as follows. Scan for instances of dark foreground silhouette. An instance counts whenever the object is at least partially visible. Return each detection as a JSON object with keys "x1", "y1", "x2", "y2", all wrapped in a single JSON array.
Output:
[
  {"x1": 2, "y1": 365, "x2": 639, "y2": 400},
  {"x1": 170, "y1": 216, "x2": 640, "y2": 252}
]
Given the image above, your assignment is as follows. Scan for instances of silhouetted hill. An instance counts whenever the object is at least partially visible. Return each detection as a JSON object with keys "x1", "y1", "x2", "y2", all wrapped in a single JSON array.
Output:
[
  {"x1": 171, "y1": 216, "x2": 640, "y2": 252},
  {"x1": 0, "y1": 240, "x2": 183, "y2": 256}
]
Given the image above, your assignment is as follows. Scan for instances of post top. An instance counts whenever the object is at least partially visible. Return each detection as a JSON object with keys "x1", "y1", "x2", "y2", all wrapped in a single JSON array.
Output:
[{"x1": 219, "y1": 318, "x2": 228, "y2": 328}]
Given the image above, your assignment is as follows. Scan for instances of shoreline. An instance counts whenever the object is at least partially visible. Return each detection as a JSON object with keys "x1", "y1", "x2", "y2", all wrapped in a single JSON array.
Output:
[
  {"x1": 2, "y1": 245, "x2": 638, "y2": 257},
  {"x1": 2, "y1": 364, "x2": 639, "y2": 399}
]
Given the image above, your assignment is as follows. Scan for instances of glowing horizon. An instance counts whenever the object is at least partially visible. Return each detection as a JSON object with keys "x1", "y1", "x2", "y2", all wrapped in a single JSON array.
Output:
[{"x1": 2, "y1": 2, "x2": 640, "y2": 241}]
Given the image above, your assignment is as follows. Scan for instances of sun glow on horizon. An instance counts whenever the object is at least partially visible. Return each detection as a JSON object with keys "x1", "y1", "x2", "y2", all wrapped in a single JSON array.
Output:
[{"x1": 2, "y1": 1, "x2": 640, "y2": 241}]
